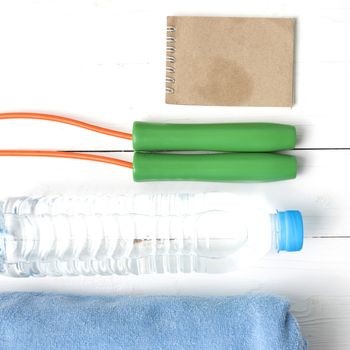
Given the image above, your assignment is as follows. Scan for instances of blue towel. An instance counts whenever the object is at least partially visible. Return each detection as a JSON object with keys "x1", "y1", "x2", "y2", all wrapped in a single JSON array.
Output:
[{"x1": 0, "y1": 292, "x2": 306, "y2": 350}]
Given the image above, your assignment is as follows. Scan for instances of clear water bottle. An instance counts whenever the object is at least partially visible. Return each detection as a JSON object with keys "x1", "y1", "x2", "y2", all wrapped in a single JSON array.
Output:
[{"x1": 0, "y1": 193, "x2": 303, "y2": 277}]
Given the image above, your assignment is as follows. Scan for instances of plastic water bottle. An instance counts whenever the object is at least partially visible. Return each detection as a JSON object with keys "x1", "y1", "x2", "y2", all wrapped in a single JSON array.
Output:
[{"x1": 0, "y1": 193, "x2": 303, "y2": 277}]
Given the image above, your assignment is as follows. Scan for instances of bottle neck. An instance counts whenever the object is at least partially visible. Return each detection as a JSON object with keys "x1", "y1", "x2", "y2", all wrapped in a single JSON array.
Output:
[{"x1": 270, "y1": 213, "x2": 280, "y2": 252}]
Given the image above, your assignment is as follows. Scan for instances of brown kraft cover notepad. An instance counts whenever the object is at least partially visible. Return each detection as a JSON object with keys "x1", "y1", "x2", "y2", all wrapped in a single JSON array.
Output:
[{"x1": 166, "y1": 16, "x2": 295, "y2": 107}]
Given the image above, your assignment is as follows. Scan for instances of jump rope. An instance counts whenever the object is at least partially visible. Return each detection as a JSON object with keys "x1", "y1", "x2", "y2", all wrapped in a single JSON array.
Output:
[{"x1": 0, "y1": 112, "x2": 297, "y2": 182}]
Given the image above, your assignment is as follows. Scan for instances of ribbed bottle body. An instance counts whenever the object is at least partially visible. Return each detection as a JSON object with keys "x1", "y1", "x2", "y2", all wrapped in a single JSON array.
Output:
[{"x1": 0, "y1": 193, "x2": 273, "y2": 277}]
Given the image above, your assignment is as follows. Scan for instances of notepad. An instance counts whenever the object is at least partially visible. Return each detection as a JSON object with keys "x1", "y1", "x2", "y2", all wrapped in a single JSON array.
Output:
[{"x1": 165, "y1": 16, "x2": 295, "y2": 107}]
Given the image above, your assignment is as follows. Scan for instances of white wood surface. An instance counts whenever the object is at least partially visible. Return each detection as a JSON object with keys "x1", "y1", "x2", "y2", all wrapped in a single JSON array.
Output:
[{"x1": 0, "y1": 1, "x2": 350, "y2": 349}]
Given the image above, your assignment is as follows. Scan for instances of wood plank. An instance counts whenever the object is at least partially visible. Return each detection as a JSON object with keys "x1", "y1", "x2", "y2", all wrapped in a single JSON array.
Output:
[
  {"x1": 0, "y1": 1, "x2": 350, "y2": 349},
  {"x1": 0, "y1": 149, "x2": 348, "y2": 237},
  {"x1": 0, "y1": 0, "x2": 349, "y2": 149},
  {"x1": 0, "y1": 238, "x2": 349, "y2": 350},
  {"x1": 0, "y1": 149, "x2": 349, "y2": 348}
]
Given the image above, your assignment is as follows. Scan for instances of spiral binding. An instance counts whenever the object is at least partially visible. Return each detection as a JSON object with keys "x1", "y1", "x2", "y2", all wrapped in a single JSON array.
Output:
[{"x1": 166, "y1": 26, "x2": 176, "y2": 94}]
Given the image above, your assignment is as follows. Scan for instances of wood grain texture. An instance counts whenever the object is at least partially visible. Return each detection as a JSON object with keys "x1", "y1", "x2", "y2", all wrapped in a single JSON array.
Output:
[{"x1": 0, "y1": 0, "x2": 350, "y2": 349}]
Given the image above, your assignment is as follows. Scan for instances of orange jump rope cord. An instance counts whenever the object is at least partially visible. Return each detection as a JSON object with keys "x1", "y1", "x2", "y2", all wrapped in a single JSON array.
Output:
[
  {"x1": 0, "y1": 150, "x2": 133, "y2": 169},
  {"x1": 0, "y1": 112, "x2": 133, "y2": 140}
]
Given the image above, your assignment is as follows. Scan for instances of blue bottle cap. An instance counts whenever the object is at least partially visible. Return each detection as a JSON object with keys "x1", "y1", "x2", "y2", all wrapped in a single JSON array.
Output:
[{"x1": 277, "y1": 210, "x2": 303, "y2": 252}]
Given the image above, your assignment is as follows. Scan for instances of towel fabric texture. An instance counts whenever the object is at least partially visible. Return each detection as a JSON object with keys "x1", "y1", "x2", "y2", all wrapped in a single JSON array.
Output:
[{"x1": 0, "y1": 292, "x2": 307, "y2": 350}]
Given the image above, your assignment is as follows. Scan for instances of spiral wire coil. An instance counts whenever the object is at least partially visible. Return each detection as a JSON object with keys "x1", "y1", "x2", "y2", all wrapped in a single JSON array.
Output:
[{"x1": 166, "y1": 26, "x2": 176, "y2": 94}]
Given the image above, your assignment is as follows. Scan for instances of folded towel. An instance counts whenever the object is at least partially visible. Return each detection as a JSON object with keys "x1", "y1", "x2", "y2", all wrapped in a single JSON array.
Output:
[{"x1": 0, "y1": 292, "x2": 306, "y2": 350}]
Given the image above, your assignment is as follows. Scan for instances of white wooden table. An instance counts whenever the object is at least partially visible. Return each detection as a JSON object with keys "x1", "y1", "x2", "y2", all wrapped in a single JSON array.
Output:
[{"x1": 0, "y1": 0, "x2": 349, "y2": 348}]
